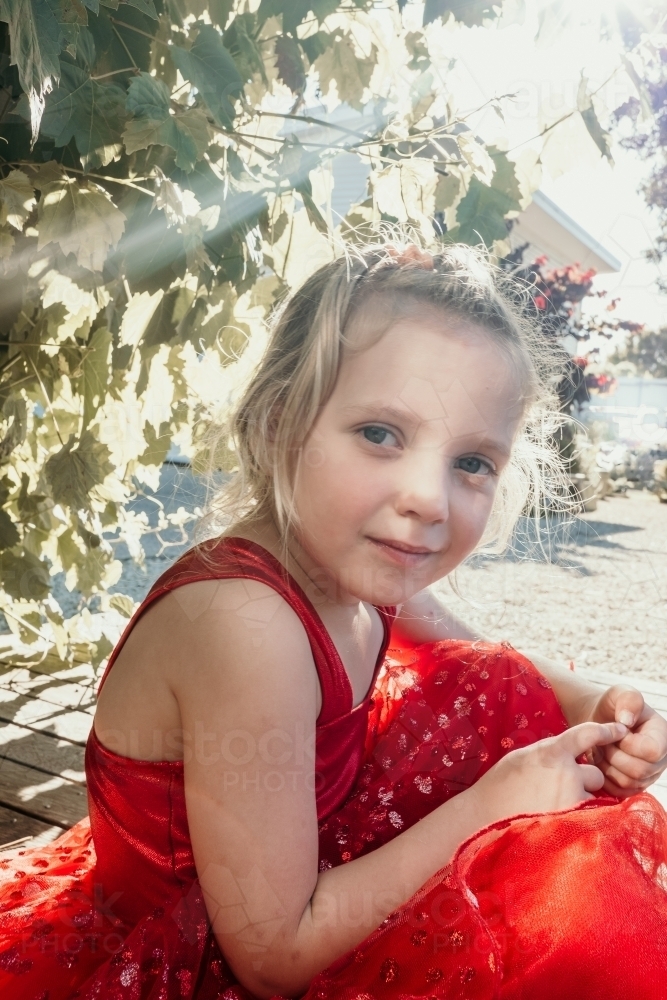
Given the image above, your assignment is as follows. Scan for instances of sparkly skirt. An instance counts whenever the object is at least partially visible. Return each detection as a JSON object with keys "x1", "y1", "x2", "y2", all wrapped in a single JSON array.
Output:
[{"x1": 2, "y1": 640, "x2": 667, "y2": 999}]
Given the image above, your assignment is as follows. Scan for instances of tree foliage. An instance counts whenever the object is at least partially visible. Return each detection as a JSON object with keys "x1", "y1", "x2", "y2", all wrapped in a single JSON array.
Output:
[
  {"x1": 0, "y1": 0, "x2": 550, "y2": 667},
  {"x1": 609, "y1": 328, "x2": 667, "y2": 379},
  {"x1": 612, "y1": 13, "x2": 667, "y2": 288}
]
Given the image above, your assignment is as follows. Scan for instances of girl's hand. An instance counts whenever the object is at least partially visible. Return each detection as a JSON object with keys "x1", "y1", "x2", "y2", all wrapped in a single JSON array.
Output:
[
  {"x1": 584, "y1": 684, "x2": 667, "y2": 798},
  {"x1": 472, "y1": 722, "x2": 628, "y2": 825}
]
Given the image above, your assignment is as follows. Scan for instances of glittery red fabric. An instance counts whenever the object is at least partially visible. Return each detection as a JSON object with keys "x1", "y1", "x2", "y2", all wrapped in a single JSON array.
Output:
[{"x1": 1, "y1": 540, "x2": 667, "y2": 998}]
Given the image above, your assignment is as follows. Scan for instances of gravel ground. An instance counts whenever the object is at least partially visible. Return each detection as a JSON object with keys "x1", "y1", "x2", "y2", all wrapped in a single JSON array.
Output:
[{"x1": 439, "y1": 491, "x2": 667, "y2": 683}]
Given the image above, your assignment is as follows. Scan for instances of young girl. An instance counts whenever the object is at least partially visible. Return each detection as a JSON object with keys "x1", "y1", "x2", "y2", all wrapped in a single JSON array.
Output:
[{"x1": 2, "y1": 242, "x2": 667, "y2": 1000}]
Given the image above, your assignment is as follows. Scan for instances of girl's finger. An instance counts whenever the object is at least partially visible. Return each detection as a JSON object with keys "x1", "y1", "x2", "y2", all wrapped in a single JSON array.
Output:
[
  {"x1": 618, "y1": 726, "x2": 667, "y2": 766},
  {"x1": 599, "y1": 762, "x2": 656, "y2": 791},
  {"x1": 578, "y1": 763, "x2": 605, "y2": 792},
  {"x1": 602, "y1": 743, "x2": 667, "y2": 782},
  {"x1": 556, "y1": 722, "x2": 628, "y2": 759}
]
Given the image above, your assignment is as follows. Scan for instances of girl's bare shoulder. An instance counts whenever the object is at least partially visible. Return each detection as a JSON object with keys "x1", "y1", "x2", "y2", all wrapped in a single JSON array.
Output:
[
  {"x1": 120, "y1": 576, "x2": 314, "y2": 675},
  {"x1": 96, "y1": 577, "x2": 320, "y2": 754}
]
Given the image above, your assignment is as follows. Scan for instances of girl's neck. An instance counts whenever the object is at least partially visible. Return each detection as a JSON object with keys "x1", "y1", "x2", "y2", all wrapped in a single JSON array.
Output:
[{"x1": 225, "y1": 516, "x2": 360, "y2": 610}]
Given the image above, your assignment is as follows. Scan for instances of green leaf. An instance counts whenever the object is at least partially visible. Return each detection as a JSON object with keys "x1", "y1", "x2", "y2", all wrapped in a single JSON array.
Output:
[
  {"x1": 0, "y1": 169, "x2": 36, "y2": 231},
  {"x1": 488, "y1": 146, "x2": 522, "y2": 203},
  {"x1": 81, "y1": 326, "x2": 111, "y2": 428},
  {"x1": 275, "y1": 35, "x2": 306, "y2": 94},
  {"x1": 75, "y1": 25, "x2": 96, "y2": 70},
  {"x1": 209, "y1": 0, "x2": 234, "y2": 28},
  {"x1": 0, "y1": 509, "x2": 20, "y2": 550},
  {"x1": 424, "y1": 0, "x2": 498, "y2": 26},
  {"x1": 315, "y1": 33, "x2": 376, "y2": 110},
  {"x1": 120, "y1": 0, "x2": 157, "y2": 18},
  {"x1": 580, "y1": 106, "x2": 614, "y2": 163},
  {"x1": 0, "y1": 228, "x2": 15, "y2": 259},
  {"x1": 123, "y1": 112, "x2": 209, "y2": 171},
  {"x1": 0, "y1": 0, "x2": 67, "y2": 140},
  {"x1": 296, "y1": 181, "x2": 328, "y2": 235},
  {"x1": 224, "y1": 12, "x2": 267, "y2": 84},
  {"x1": 170, "y1": 25, "x2": 243, "y2": 129},
  {"x1": 115, "y1": 191, "x2": 186, "y2": 290},
  {"x1": 17, "y1": 473, "x2": 47, "y2": 519},
  {"x1": 452, "y1": 175, "x2": 520, "y2": 247},
  {"x1": 0, "y1": 549, "x2": 51, "y2": 600},
  {"x1": 0, "y1": 397, "x2": 28, "y2": 462},
  {"x1": 125, "y1": 70, "x2": 169, "y2": 117},
  {"x1": 300, "y1": 30, "x2": 335, "y2": 65},
  {"x1": 123, "y1": 75, "x2": 210, "y2": 171},
  {"x1": 142, "y1": 286, "x2": 190, "y2": 349},
  {"x1": 257, "y1": 0, "x2": 339, "y2": 34},
  {"x1": 37, "y1": 178, "x2": 125, "y2": 271},
  {"x1": 434, "y1": 172, "x2": 460, "y2": 211},
  {"x1": 39, "y1": 61, "x2": 127, "y2": 170},
  {"x1": 139, "y1": 421, "x2": 171, "y2": 466},
  {"x1": 109, "y1": 592, "x2": 135, "y2": 617},
  {"x1": 44, "y1": 430, "x2": 112, "y2": 510}
]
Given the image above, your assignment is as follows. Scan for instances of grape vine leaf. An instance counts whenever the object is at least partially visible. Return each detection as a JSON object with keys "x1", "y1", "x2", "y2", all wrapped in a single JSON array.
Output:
[
  {"x1": 315, "y1": 34, "x2": 376, "y2": 110},
  {"x1": 45, "y1": 431, "x2": 113, "y2": 510},
  {"x1": 139, "y1": 422, "x2": 172, "y2": 467},
  {"x1": 122, "y1": 73, "x2": 209, "y2": 171},
  {"x1": 423, "y1": 0, "x2": 498, "y2": 26},
  {"x1": 0, "y1": 230, "x2": 15, "y2": 259},
  {"x1": 450, "y1": 175, "x2": 520, "y2": 247},
  {"x1": 38, "y1": 178, "x2": 126, "y2": 272},
  {"x1": 120, "y1": 0, "x2": 157, "y2": 18},
  {"x1": 0, "y1": 0, "x2": 68, "y2": 140},
  {"x1": 296, "y1": 179, "x2": 328, "y2": 234},
  {"x1": 257, "y1": 0, "x2": 339, "y2": 34},
  {"x1": 275, "y1": 36, "x2": 306, "y2": 94},
  {"x1": 109, "y1": 593, "x2": 135, "y2": 617},
  {"x1": 0, "y1": 169, "x2": 36, "y2": 231},
  {"x1": 577, "y1": 76, "x2": 613, "y2": 164},
  {"x1": 81, "y1": 326, "x2": 111, "y2": 428},
  {"x1": 488, "y1": 146, "x2": 522, "y2": 204},
  {"x1": 208, "y1": 0, "x2": 234, "y2": 29},
  {"x1": 38, "y1": 61, "x2": 127, "y2": 170},
  {"x1": 170, "y1": 26, "x2": 243, "y2": 130},
  {"x1": 0, "y1": 549, "x2": 51, "y2": 600},
  {"x1": 580, "y1": 106, "x2": 613, "y2": 163},
  {"x1": 0, "y1": 509, "x2": 20, "y2": 551},
  {"x1": 225, "y1": 13, "x2": 267, "y2": 84}
]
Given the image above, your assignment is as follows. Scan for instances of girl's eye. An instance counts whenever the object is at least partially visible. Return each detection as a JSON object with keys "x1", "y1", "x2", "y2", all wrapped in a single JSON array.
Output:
[
  {"x1": 361, "y1": 426, "x2": 398, "y2": 447},
  {"x1": 455, "y1": 456, "x2": 494, "y2": 476}
]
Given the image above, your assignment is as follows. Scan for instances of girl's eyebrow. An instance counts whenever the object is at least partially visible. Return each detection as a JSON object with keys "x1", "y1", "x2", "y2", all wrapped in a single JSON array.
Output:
[{"x1": 343, "y1": 403, "x2": 419, "y2": 426}]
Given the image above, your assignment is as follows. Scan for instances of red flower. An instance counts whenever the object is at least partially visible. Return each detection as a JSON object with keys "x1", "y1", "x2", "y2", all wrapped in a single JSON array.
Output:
[{"x1": 534, "y1": 295, "x2": 547, "y2": 310}]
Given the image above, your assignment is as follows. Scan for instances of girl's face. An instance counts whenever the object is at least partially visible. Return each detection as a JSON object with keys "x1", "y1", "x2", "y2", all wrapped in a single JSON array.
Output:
[{"x1": 290, "y1": 314, "x2": 525, "y2": 606}]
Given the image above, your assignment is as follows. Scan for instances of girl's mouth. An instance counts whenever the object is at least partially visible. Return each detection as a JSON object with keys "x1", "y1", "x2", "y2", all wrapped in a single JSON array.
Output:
[{"x1": 367, "y1": 536, "x2": 437, "y2": 566}]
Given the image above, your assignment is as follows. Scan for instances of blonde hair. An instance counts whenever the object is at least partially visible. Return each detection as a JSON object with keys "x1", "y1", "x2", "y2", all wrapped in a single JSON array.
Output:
[{"x1": 201, "y1": 240, "x2": 568, "y2": 556}]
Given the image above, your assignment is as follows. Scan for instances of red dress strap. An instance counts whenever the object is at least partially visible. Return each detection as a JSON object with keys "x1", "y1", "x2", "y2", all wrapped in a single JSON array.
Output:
[{"x1": 97, "y1": 536, "x2": 395, "y2": 727}]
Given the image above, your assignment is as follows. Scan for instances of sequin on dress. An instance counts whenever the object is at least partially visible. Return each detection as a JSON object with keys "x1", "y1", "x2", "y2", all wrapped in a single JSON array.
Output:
[{"x1": 1, "y1": 536, "x2": 667, "y2": 999}]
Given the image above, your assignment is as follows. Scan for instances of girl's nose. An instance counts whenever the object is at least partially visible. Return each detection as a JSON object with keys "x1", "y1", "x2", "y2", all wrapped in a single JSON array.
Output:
[{"x1": 395, "y1": 452, "x2": 449, "y2": 524}]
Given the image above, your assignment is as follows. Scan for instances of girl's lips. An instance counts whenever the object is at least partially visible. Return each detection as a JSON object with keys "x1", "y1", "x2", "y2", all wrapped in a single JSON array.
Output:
[{"x1": 367, "y1": 536, "x2": 437, "y2": 566}]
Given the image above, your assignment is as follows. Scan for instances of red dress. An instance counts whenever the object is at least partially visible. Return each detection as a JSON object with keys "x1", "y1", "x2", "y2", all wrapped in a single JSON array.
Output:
[{"x1": 1, "y1": 536, "x2": 667, "y2": 999}]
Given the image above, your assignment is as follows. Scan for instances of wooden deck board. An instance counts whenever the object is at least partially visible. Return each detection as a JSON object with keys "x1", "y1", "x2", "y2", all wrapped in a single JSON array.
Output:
[
  {"x1": 0, "y1": 696, "x2": 94, "y2": 745},
  {"x1": 0, "y1": 804, "x2": 62, "y2": 849},
  {"x1": 0, "y1": 722, "x2": 85, "y2": 782},
  {"x1": 0, "y1": 755, "x2": 88, "y2": 828}
]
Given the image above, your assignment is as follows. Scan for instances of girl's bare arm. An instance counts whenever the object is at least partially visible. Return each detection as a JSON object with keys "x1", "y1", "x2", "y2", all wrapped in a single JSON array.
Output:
[{"x1": 164, "y1": 580, "x2": 618, "y2": 998}]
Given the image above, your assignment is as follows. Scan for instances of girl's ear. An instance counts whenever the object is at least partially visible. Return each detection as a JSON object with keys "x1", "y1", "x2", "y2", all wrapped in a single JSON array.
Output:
[{"x1": 264, "y1": 403, "x2": 283, "y2": 461}]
